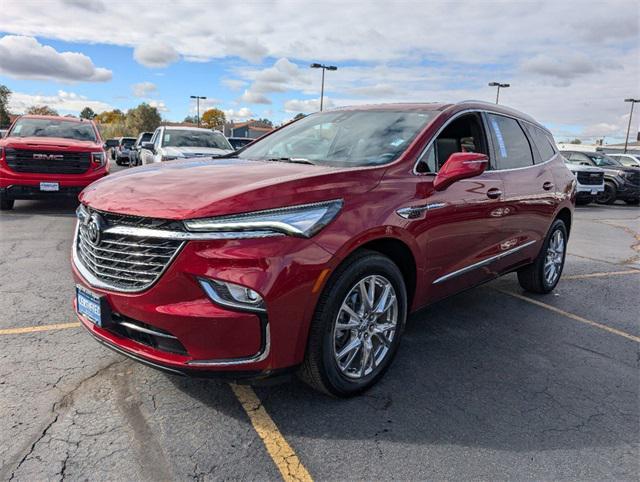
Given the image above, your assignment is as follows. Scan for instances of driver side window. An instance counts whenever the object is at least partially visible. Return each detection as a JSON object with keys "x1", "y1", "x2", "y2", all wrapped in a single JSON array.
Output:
[{"x1": 416, "y1": 113, "x2": 488, "y2": 173}]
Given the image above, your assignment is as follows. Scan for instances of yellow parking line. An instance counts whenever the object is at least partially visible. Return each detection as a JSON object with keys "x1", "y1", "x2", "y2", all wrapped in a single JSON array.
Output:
[
  {"x1": 231, "y1": 384, "x2": 313, "y2": 482},
  {"x1": 497, "y1": 289, "x2": 640, "y2": 343},
  {"x1": 0, "y1": 322, "x2": 80, "y2": 336},
  {"x1": 563, "y1": 270, "x2": 640, "y2": 280}
]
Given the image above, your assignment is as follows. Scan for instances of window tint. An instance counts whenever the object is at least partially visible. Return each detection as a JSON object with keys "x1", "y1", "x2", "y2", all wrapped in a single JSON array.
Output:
[
  {"x1": 524, "y1": 124, "x2": 556, "y2": 162},
  {"x1": 487, "y1": 114, "x2": 534, "y2": 169},
  {"x1": 9, "y1": 118, "x2": 97, "y2": 142}
]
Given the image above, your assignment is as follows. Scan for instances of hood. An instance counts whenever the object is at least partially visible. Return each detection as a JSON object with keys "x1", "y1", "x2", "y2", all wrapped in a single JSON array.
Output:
[
  {"x1": 163, "y1": 146, "x2": 233, "y2": 157},
  {"x1": 565, "y1": 163, "x2": 603, "y2": 173},
  {"x1": 600, "y1": 165, "x2": 639, "y2": 175},
  {"x1": 0, "y1": 136, "x2": 101, "y2": 151},
  {"x1": 80, "y1": 158, "x2": 383, "y2": 219}
]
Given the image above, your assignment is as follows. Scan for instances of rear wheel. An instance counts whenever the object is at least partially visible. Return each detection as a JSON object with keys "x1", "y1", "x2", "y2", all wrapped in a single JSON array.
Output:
[
  {"x1": 517, "y1": 219, "x2": 567, "y2": 294},
  {"x1": 0, "y1": 197, "x2": 15, "y2": 210},
  {"x1": 596, "y1": 182, "x2": 616, "y2": 205},
  {"x1": 299, "y1": 251, "x2": 407, "y2": 397}
]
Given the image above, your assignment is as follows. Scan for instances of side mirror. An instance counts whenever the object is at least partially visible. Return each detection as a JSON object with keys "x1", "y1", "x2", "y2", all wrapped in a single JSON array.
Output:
[
  {"x1": 580, "y1": 162, "x2": 590, "y2": 166},
  {"x1": 141, "y1": 142, "x2": 155, "y2": 153},
  {"x1": 433, "y1": 152, "x2": 488, "y2": 191},
  {"x1": 104, "y1": 139, "x2": 118, "y2": 149}
]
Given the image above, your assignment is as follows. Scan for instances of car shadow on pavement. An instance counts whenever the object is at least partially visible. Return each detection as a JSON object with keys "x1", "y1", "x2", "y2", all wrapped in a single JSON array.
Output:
[
  {"x1": 170, "y1": 281, "x2": 637, "y2": 454},
  {"x1": 0, "y1": 198, "x2": 79, "y2": 218}
]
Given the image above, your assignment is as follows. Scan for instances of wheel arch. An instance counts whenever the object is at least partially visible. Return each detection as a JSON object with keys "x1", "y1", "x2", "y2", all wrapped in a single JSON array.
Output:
[{"x1": 555, "y1": 207, "x2": 572, "y2": 235}]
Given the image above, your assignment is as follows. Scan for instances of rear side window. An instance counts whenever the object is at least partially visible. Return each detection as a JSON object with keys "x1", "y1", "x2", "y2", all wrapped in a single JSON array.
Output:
[
  {"x1": 487, "y1": 114, "x2": 534, "y2": 169},
  {"x1": 524, "y1": 124, "x2": 556, "y2": 163}
]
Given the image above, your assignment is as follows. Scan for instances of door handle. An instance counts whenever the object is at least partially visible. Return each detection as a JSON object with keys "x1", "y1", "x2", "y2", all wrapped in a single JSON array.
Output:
[
  {"x1": 543, "y1": 181, "x2": 554, "y2": 191},
  {"x1": 486, "y1": 188, "x2": 502, "y2": 199}
]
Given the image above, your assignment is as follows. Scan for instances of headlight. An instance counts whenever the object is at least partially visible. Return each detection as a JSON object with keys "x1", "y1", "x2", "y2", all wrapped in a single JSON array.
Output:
[
  {"x1": 91, "y1": 151, "x2": 105, "y2": 167},
  {"x1": 198, "y1": 278, "x2": 265, "y2": 312},
  {"x1": 183, "y1": 199, "x2": 343, "y2": 238}
]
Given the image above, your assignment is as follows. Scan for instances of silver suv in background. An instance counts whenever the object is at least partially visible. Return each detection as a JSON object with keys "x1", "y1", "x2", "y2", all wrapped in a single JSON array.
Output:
[
  {"x1": 608, "y1": 153, "x2": 640, "y2": 167},
  {"x1": 139, "y1": 126, "x2": 233, "y2": 164},
  {"x1": 562, "y1": 159, "x2": 605, "y2": 205}
]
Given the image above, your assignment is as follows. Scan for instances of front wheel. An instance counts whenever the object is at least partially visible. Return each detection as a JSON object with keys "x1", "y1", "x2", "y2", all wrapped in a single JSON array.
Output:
[
  {"x1": 596, "y1": 182, "x2": 616, "y2": 205},
  {"x1": 517, "y1": 219, "x2": 567, "y2": 294},
  {"x1": 299, "y1": 251, "x2": 407, "y2": 397},
  {"x1": 0, "y1": 197, "x2": 15, "y2": 210}
]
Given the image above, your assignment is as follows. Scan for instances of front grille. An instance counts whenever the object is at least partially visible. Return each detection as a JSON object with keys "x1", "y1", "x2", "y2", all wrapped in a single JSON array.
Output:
[
  {"x1": 76, "y1": 208, "x2": 184, "y2": 291},
  {"x1": 5, "y1": 148, "x2": 91, "y2": 174},
  {"x1": 576, "y1": 171, "x2": 604, "y2": 185},
  {"x1": 626, "y1": 171, "x2": 640, "y2": 186}
]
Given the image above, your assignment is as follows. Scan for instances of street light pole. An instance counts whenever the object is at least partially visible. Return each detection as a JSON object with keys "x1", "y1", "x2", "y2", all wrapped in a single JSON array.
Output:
[
  {"x1": 310, "y1": 63, "x2": 338, "y2": 111},
  {"x1": 623, "y1": 98, "x2": 639, "y2": 153},
  {"x1": 190, "y1": 95, "x2": 207, "y2": 127},
  {"x1": 488, "y1": 82, "x2": 510, "y2": 104}
]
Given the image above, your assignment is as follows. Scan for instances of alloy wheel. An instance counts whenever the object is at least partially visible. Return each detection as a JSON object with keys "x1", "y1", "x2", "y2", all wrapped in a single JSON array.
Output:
[
  {"x1": 332, "y1": 275, "x2": 398, "y2": 379},
  {"x1": 544, "y1": 229, "x2": 565, "y2": 286}
]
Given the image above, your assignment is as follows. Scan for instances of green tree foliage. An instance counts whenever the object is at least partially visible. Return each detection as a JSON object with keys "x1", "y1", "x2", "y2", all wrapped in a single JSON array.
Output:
[
  {"x1": 79, "y1": 107, "x2": 96, "y2": 119},
  {"x1": 569, "y1": 138, "x2": 582, "y2": 145},
  {"x1": 183, "y1": 115, "x2": 197, "y2": 124},
  {"x1": 253, "y1": 118, "x2": 273, "y2": 128},
  {"x1": 0, "y1": 84, "x2": 11, "y2": 127},
  {"x1": 95, "y1": 109, "x2": 125, "y2": 124},
  {"x1": 125, "y1": 103, "x2": 162, "y2": 134},
  {"x1": 201, "y1": 108, "x2": 226, "y2": 130},
  {"x1": 26, "y1": 105, "x2": 59, "y2": 116},
  {"x1": 293, "y1": 113, "x2": 306, "y2": 121}
]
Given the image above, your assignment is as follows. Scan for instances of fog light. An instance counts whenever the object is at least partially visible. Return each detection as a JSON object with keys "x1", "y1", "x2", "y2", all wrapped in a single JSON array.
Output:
[{"x1": 198, "y1": 278, "x2": 265, "y2": 312}]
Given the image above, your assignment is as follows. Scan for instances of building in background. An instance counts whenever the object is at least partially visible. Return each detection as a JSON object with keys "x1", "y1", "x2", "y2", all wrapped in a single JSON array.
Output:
[{"x1": 224, "y1": 121, "x2": 274, "y2": 139}]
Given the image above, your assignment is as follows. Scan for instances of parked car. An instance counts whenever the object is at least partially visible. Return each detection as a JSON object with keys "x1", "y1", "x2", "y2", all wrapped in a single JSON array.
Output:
[
  {"x1": 608, "y1": 153, "x2": 640, "y2": 168},
  {"x1": 128, "y1": 132, "x2": 153, "y2": 166},
  {"x1": 561, "y1": 150, "x2": 640, "y2": 205},
  {"x1": 114, "y1": 137, "x2": 137, "y2": 165},
  {"x1": 228, "y1": 136, "x2": 253, "y2": 150},
  {"x1": 72, "y1": 101, "x2": 575, "y2": 396},
  {"x1": 562, "y1": 159, "x2": 604, "y2": 205},
  {"x1": 0, "y1": 115, "x2": 109, "y2": 210},
  {"x1": 139, "y1": 127, "x2": 233, "y2": 164}
]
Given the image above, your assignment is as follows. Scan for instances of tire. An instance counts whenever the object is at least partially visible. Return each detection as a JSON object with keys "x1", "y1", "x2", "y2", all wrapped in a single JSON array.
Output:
[
  {"x1": 624, "y1": 199, "x2": 639, "y2": 205},
  {"x1": 298, "y1": 250, "x2": 407, "y2": 397},
  {"x1": 0, "y1": 197, "x2": 15, "y2": 210},
  {"x1": 596, "y1": 182, "x2": 616, "y2": 205},
  {"x1": 517, "y1": 219, "x2": 567, "y2": 294}
]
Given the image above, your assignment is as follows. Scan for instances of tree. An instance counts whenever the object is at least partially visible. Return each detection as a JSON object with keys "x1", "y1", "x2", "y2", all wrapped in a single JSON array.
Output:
[
  {"x1": 26, "y1": 105, "x2": 58, "y2": 116},
  {"x1": 95, "y1": 109, "x2": 125, "y2": 124},
  {"x1": 79, "y1": 107, "x2": 96, "y2": 120},
  {"x1": 0, "y1": 84, "x2": 11, "y2": 127},
  {"x1": 183, "y1": 115, "x2": 197, "y2": 124},
  {"x1": 569, "y1": 138, "x2": 582, "y2": 145},
  {"x1": 125, "y1": 103, "x2": 162, "y2": 134},
  {"x1": 253, "y1": 118, "x2": 273, "y2": 128},
  {"x1": 293, "y1": 113, "x2": 306, "y2": 121},
  {"x1": 201, "y1": 108, "x2": 226, "y2": 130}
]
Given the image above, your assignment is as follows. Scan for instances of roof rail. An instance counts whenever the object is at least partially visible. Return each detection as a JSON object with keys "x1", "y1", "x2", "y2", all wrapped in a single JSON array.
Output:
[{"x1": 456, "y1": 99, "x2": 498, "y2": 106}]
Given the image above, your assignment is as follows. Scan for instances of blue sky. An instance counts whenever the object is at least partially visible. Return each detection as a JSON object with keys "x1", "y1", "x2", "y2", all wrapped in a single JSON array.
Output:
[{"x1": 1, "y1": 0, "x2": 638, "y2": 143}]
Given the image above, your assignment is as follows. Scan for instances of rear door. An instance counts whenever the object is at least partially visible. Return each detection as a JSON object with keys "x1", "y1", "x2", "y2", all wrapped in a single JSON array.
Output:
[{"x1": 486, "y1": 113, "x2": 557, "y2": 272}]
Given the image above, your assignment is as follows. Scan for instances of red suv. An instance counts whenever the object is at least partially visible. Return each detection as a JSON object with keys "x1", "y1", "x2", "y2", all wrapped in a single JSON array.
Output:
[
  {"x1": 72, "y1": 101, "x2": 575, "y2": 396},
  {"x1": 0, "y1": 115, "x2": 109, "y2": 210}
]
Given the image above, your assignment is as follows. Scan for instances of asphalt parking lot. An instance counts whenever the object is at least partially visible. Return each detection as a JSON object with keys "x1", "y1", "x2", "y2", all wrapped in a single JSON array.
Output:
[{"x1": 1, "y1": 168, "x2": 638, "y2": 480}]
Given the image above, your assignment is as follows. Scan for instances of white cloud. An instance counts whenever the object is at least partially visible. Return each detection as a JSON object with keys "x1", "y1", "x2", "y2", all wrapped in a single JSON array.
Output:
[
  {"x1": 284, "y1": 98, "x2": 334, "y2": 113},
  {"x1": 0, "y1": 35, "x2": 111, "y2": 82},
  {"x1": 221, "y1": 79, "x2": 246, "y2": 91},
  {"x1": 239, "y1": 90, "x2": 271, "y2": 104},
  {"x1": 189, "y1": 98, "x2": 223, "y2": 115},
  {"x1": 132, "y1": 81, "x2": 157, "y2": 98},
  {"x1": 9, "y1": 90, "x2": 112, "y2": 115},
  {"x1": 133, "y1": 41, "x2": 179, "y2": 68},
  {"x1": 147, "y1": 100, "x2": 169, "y2": 113},
  {"x1": 224, "y1": 107, "x2": 254, "y2": 121}
]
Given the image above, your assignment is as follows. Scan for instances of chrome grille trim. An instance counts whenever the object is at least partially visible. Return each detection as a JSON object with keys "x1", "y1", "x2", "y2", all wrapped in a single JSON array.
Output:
[{"x1": 73, "y1": 216, "x2": 185, "y2": 293}]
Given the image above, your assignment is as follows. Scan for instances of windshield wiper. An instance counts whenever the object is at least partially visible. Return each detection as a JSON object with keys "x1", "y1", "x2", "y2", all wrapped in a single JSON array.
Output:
[{"x1": 266, "y1": 157, "x2": 316, "y2": 165}]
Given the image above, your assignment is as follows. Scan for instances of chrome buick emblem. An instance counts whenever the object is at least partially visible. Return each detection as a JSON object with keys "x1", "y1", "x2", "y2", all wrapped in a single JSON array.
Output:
[
  {"x1": 33, "y1": 153, "x2": 64, "y2": 161},
  {"x1": 86, "y1": 213, "x2": 105, "y2": 246}
]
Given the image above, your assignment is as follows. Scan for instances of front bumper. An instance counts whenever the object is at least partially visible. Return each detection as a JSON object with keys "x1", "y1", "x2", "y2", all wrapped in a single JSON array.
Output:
[
  {"x1": 615, "y1": 179, "x2": 640, "y2": 201},
  {"x1": 72, "y1": 231, "x2": 335, "y2": 375}
]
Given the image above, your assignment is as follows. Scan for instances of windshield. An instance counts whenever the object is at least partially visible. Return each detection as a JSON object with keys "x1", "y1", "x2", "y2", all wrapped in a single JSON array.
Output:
[
  {"x1": 122, "y1": 138, "x2": 136, "y2": 147},
  {"x1": 163, "y1": 130, "x2": 232, "y2": 150},
  {"x1": 616, "y1": 156, "x2": 640, "y2": 166},
  {"x1": 239, "y1": 110, "x2": 437, "y2": 167},
  {"x1": 586, "y1": 153, "x2": 621, "y2": 167},
  {"x1": 9, "y1": 118, "x2": 98, "y2": 142}
]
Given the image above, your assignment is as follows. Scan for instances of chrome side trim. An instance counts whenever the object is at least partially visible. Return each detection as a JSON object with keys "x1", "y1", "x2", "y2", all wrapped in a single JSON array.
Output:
[
  {"x1": 396, "y1": 202, "x2": 446, "y2": 219},
  {"x1": 433, "y1": 240, "x2": 537, "y2": 284},
  {"x1": 118, "y1": 320, "x2": 178, "y2": 339}
]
